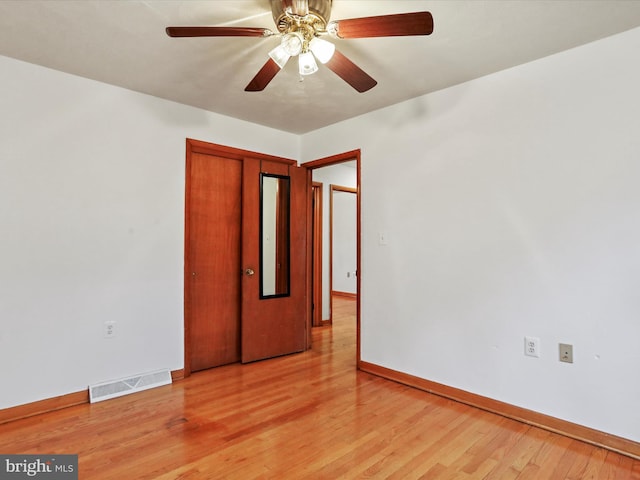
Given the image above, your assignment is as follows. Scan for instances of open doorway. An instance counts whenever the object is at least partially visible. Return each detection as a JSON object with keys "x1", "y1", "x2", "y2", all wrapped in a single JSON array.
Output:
[
  {"x1": 330, "y1": 184, "x2": 357, "y2": 305},
  {"x1": 304, "y1": 150, "x2": 361, "y2": 364}
]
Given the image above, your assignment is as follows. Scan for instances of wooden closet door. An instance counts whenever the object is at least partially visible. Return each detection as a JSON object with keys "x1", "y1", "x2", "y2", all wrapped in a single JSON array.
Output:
[
  {"x1": 185, "y1": 140, "x2": 309, "y2": 373},
  {"x1": 187, "y1": 152, "x2": 242, "y2": 371}
]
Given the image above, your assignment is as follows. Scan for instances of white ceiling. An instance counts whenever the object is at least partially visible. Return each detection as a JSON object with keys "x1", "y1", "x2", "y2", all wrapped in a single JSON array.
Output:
[{"x1": 1, "y1": 1, "x2": 640, "y2": 134}]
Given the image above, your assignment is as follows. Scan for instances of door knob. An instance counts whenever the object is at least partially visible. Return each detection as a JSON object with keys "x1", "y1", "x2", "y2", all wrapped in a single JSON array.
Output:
[{"x1": 245, "y1": 268, "x2": 255, "y2": 276}]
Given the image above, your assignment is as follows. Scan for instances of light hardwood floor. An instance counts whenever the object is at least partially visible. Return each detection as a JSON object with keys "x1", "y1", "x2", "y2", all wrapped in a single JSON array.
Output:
[{"x1": 1, "y1": 297, "x2": 639, "y2": 479}]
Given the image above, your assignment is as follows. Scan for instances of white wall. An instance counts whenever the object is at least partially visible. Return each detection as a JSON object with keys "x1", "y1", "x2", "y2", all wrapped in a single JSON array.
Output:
[
  {"x1": 312, "y1": 164, "x2": 357, "y2": 319},
  {"x1": 302, "y1": 27, "x2": 640, "y2": 442},
  {"x1": 0, "y1": 55, "x2": 299, "y2": 409}
]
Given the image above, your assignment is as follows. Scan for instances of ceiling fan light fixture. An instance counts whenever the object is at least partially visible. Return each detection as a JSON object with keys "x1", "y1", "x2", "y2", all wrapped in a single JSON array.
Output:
[
  {"x1": 167, "y1": 2, "x2": 433, "y2": 93},
  {"x1": 281, "y1": 32, "x2": 304, "y2": 56},
  {"x1": 298, "y1": 51, "x2": 319, "y2": 75},
  {"x1": 268, "y1": 44, "x2": 291, "y2": 69},
  {"x1": 309, "y1": 37, "x2": 335, "y2": 64}
]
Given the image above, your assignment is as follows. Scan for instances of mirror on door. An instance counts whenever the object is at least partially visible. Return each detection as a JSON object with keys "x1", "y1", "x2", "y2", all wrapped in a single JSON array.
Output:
[{"x1": 260, "y1": 173, "x2": 290, "y2": 299}]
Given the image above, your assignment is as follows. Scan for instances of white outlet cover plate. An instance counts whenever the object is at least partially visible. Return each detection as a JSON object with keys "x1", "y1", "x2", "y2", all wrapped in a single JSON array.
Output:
[
  {"x1": 524, "y1": 336, "x2": 540, "y2": 357},
  {"x1": 103, "y1": 321, "x2": 116, "y2": 338}
]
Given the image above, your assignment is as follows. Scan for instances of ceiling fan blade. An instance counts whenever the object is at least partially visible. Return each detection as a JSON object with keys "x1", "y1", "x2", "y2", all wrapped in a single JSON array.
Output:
[
  {"x1": 245, "y1": 58, "x2": 283, "y2": 92},
  {"x1": 166, "y1": 26, "x2": 272, "y2": 38},
  {"x1": 331, "y1": 11, "x2": 433, "y2": 39},
  {"x1": 324, "y1": 50, "x2": 377, "y2": 93}
]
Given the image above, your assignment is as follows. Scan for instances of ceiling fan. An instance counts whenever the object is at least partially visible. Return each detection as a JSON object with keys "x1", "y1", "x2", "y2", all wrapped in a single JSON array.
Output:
[{"x1": 166, "y1": 0, "x2": 434, "y2": 93}]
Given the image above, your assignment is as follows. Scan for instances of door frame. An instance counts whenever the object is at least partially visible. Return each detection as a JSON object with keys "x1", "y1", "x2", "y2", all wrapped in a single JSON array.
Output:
[
  {"x1": 303, "y1": 150, "x2": 361, "y2": 366},
  {"x1": 311, "y1": 182, "x2": 324, "y2": 327},
  {"x1": 183, "y1": 139, "x2": 301, "y2": 377}
]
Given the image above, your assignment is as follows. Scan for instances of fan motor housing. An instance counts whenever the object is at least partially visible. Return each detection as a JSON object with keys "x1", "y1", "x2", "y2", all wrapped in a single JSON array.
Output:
[{"x1": 270, "y1": 0, "x2": 332, "y2": 32}]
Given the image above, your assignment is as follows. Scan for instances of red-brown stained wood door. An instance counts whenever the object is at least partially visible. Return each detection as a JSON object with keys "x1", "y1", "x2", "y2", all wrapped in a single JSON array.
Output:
[
  {"x1": 186, "y1": 142, "x2": 308, "y2": 372},
  {"x1": 187, "y1": 152, "x2": 242, "y2": 371},
  {"x1": 241, "y1": 158, "x2": 308, "y2": 363}
]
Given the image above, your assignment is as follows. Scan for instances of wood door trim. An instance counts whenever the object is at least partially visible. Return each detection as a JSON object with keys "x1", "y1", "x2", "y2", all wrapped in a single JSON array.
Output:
[
  {"x1": 304, "y1": 168, "x2": 314, "y2": 346},
  {"x1": 186, "y1": 139, "x2": 297, "y2": 164},
  {"x1": 303, "y1": 149, "x2": 360, "y2": 169},
  {"x1": 312, "y1": 182, "x2": 323, "y2": 327},
  {"x1": 304, "y1": 150, "x2": 361, "y2": 366},
  {"x1": 184, "y1": 139, "x2": 299, "y2": 377}
]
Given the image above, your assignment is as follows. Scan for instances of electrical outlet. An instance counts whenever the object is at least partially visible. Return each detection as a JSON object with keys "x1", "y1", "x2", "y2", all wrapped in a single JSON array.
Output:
[
  {"x1": 559, "y1": 343, "x2": 573, "y2": 363},
  {"x1": 524, "y1": 336, "x2": 540, "y2": 357},
  {"x1": 103, "y1": 321, "x2": 116, "y2": 339}
]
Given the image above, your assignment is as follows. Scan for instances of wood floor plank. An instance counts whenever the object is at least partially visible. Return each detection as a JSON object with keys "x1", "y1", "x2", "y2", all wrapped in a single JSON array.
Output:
[
  {"x1": 1, "y1": 297, "x2": 639, "y2": 479},
  {"x1": 519, "y1": 433, "x2": 579, "y2": 478},
  {"x1": 462, "y1": 415, "x2": 530, "y2": 474},
  {"x1": 599, "y1": 452, "x2": 639, "y2": 479},
  {"x1": 483, "y1": 426, "x2": 549, "y2": 479},
  {"x1": 344, "y1": 401, "x2": 450, "y2": 477},
  {"x1": 384, "y1": 411, "x2": 491, "y2": 479}
]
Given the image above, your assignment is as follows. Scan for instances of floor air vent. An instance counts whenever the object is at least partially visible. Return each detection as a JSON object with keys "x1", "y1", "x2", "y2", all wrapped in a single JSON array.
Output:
[{"x1": 89, "y1": 369, "x2": 172, "y2": 403}]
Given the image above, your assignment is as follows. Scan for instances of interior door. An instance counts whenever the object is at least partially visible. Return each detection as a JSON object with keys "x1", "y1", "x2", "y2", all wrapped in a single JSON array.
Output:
[
  {"x1": 241, "y1": 158, "x2": 308, "y2": 363},
  {"x1": 186, "y1": 141, "x2": 308, "y2": 372},
  {"x1": 187, "y1": 152, "x2": 242, "y2": 371}
]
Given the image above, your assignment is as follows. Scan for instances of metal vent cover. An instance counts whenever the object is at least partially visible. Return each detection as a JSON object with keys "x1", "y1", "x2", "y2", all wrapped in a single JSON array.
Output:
[{"x1": 89, "y1": 370, "x2": 172, "y2": 403}]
